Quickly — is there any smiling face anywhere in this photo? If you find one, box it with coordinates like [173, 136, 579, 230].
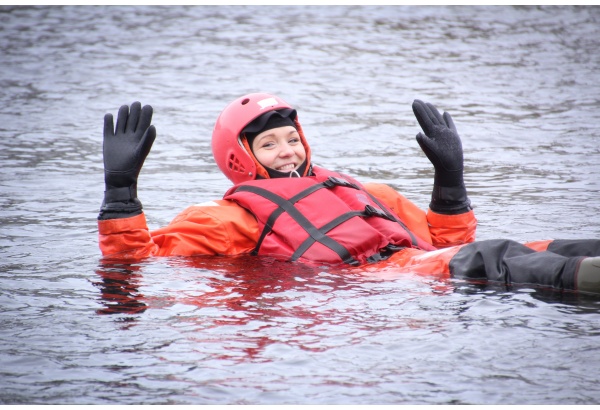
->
[251, 125, 307, 173]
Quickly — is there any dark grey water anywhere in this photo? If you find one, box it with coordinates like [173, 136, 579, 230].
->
[1, 5, 600, 405]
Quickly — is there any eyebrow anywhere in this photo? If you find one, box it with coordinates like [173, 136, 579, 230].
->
[255, 129, 298, 145]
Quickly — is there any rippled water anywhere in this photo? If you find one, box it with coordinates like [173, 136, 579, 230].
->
[1, 5, 600, 405]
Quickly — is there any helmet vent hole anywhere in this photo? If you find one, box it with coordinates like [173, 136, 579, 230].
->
[241, 98, 250, 105]
[227, 154, 245, 174]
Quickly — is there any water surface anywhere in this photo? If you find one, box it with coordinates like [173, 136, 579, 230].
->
[1, 5, 600, 405]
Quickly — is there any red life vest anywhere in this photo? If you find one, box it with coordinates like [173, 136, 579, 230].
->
[224, 167, 436, 265]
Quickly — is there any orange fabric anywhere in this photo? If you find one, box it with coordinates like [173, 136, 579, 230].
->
[524, 239, 552, 252]
[426, 209, 477, 248]
[98, 184, 476, 261]
[363, 182, 477, 249]
[98, 213, 157, 259]
[98, 200, 259, 258]
[356, 246, 465, 280]
[387, 245, 464, 275]
[363, 183, 433, 245]
[151, 200, 259, 256]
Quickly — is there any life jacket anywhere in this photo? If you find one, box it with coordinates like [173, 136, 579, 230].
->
[224, 166, 436, 265]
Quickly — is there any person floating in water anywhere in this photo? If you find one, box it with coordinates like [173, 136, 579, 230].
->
[97, 93, 600, 294]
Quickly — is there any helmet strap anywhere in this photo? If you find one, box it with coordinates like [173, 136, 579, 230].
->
[240, 135, 270, 180]
[293, 118, 312, 177]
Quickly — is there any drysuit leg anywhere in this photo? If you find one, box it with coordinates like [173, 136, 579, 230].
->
[546, 239, 600, 257]
[449, 239, 580, 291]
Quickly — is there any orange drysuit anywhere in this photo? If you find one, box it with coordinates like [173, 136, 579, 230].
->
[98, 181, 477, 276]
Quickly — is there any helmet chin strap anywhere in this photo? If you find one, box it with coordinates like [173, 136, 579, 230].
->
[264, 159, 310, 179]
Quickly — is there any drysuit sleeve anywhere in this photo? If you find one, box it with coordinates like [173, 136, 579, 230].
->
[426, 209, 477, 248]
[98, 200, 260, 259]
[363, 182, 476, 249]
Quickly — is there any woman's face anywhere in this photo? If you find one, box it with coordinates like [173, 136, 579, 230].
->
[251, 125, 306, 173]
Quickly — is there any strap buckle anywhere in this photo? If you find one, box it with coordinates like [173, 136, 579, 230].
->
[323, 176, 360, 190]
[364, 204, 394, 221]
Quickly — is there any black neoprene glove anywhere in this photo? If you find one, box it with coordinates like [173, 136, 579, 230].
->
[98, 102, 156, 220]
[412, 99, 471, 214]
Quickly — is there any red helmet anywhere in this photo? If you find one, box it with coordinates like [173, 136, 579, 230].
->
[212, 93, 312, 184]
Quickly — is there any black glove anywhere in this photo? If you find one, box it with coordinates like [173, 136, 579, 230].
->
[412, 99, 471, 214]
[98, 102, 156, 220]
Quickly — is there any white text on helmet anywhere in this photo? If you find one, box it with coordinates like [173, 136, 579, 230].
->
[257, 98, 279, 109]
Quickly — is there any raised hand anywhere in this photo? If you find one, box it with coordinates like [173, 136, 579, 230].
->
[412, 99, 470, 214]
[412, 99, 463, 188]
[99, 102, 156, 219]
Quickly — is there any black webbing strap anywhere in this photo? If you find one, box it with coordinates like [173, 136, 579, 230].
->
[290, 204, 404, 262]
[365, 192, 419, 248]
[232, 184, 359, 265]
[291, 209, 365, 262]
[235, 176, 363, 257]
[230, 176, 416, 264]
[249, 182, 333, 255]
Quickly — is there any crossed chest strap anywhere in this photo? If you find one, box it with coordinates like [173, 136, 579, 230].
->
[232, 176, 417, 265]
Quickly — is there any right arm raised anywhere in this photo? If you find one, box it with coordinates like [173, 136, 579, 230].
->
[98, 102, 156, 220]
[97, 104, 259, 259]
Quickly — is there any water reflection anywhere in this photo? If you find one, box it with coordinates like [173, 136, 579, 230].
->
[454, 279, 600, 312]
[95, 261, 148, 315]
[96, 254, 600, 324]
[94, 255, 460, 361]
